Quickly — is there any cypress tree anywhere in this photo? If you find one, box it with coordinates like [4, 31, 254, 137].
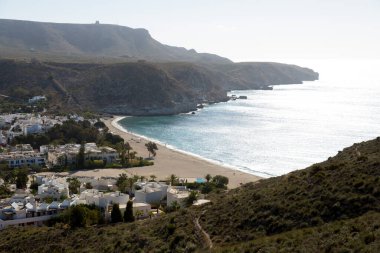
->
[111, 203, 123, 223]
[124, 200, 135, 222]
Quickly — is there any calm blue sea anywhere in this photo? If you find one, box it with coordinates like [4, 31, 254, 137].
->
[118, 59, 380, 177]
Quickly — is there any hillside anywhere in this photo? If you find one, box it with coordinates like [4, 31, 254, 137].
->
[0, 137, 378, 252]
[0, 19, 231, 64]
[0, 59, 318, 115]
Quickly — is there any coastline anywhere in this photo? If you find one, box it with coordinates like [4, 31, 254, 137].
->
[102, 116, 262, 188]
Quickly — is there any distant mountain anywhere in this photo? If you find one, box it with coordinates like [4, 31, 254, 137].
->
[0, 137, 379, 252]
[0, 19, 319, 115]
[0, 19, 231, 64]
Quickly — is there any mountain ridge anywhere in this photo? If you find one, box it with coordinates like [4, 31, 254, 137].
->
[0, 18, 232, 64]
[0, 19, 318, 115]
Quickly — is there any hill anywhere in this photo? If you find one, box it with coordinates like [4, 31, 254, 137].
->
[0, 19, 231, 64]
[0, 59, 318, 115]
[0, 137, 378, 252]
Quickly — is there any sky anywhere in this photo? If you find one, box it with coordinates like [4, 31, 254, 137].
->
[0, 0, 379, 61]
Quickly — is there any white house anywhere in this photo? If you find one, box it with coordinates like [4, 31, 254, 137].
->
[167, 186, 190, 207]
[134, 182, 168, 205]
[28, 96, 46, 104]
[37, 178, 69, 200]
[78, 189, 129, 209]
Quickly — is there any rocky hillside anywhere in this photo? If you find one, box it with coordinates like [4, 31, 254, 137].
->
[0, 59, 318, 115]
[0, 138, 378, 252]
[0, 19, 231, 64]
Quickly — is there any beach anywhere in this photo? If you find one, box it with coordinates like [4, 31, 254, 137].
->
[98, 116, 262, 188]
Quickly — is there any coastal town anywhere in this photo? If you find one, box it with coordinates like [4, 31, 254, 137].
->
[0, 98, 243, 230]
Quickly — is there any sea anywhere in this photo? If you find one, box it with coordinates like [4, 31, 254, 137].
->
[117, 59, 380, 178]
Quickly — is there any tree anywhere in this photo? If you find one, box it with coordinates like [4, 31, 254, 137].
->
[205, 174, 212, 183]
[168, 174, 178, 186]
[30, 181, 39, 194]
[94, 121, 106, 129]
[15, 169, 28, 189]
[116, 173, 128, 193]
[149, 175, 157, 182]
[139, 175, 146, 182]
[85, 182, 93, 189]
[68, 205, 101, 228]
[127, 176, 138, 195]
[124, 200, 135, 222]
[201, 183, 213, 194]
[185, 191, 198, 207]
[111, 203, 123, 223]
[124, 142, 132, 162]
[77, 142, 85, 169]
[212, 175, 229, 188]
[145, 141, 158, 158]
[70, 205, 88, 228]
[67, 178, 81, 195]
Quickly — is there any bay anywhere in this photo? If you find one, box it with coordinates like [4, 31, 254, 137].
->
[118, 59, 380, 177]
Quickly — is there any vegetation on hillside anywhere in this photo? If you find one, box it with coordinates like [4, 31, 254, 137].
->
[214, 211, 380, 253]
[199, 137, 380, 245]
[0, 138, 378, 252]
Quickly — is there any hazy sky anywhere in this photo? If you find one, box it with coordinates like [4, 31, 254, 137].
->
[0, 0, 379, 61]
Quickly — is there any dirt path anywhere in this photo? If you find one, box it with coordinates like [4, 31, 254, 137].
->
[194, 214, 213, 250]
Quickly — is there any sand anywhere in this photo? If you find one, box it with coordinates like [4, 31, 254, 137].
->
[96, 116, 262, 188]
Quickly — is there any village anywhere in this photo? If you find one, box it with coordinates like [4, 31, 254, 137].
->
[0, 99, 227, 230]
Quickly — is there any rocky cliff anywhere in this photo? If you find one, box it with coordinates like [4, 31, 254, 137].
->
[0, 59, 318, 115]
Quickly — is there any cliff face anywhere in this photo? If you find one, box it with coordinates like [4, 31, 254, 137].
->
[0, 59, 318, 115]
[0, 60, 227, 115]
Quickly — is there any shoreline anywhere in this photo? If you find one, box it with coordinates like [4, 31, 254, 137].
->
[111, 115, 251, 174]
[102, 116, 262, 188]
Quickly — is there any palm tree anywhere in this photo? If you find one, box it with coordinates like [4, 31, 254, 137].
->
[145, 141, 158, 158]
[139, 175, 146, 182]
[149, 175, 157, 182]
[116, 173, 128, 193]
[169, 174, 178, 186]
[127, 177, 135, 195]
[124, 142, 132, 160]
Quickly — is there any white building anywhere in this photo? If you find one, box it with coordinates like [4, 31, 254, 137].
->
[134, 182, 168, 205]
[42, 143, 119, 167]
[0, 151, 46, 168]
[77, 189, 129, 209]
[28, 96, 46, 104]
[37, 178, 69, 200]
[0, 131, 6, 145]
[167, 186, 190, 207]
[0, 196, 64, 230]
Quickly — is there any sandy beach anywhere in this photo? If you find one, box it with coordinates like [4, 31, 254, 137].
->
[95, 116, 262, 188]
